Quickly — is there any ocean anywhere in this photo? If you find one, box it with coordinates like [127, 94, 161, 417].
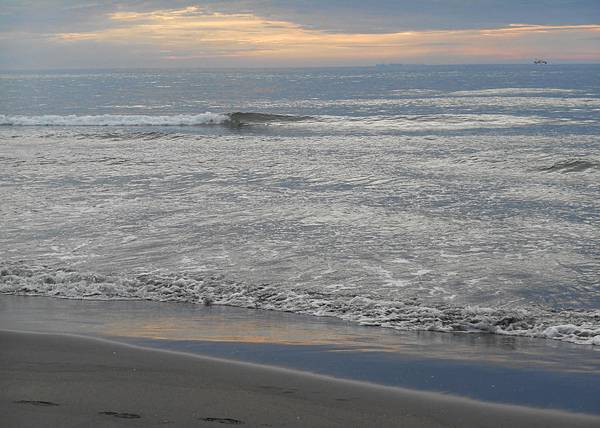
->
[1, 65, 599, 345]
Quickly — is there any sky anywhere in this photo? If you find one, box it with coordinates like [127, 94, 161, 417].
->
[0, 1, 599, 69]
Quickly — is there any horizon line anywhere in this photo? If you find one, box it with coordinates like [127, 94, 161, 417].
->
[1, 62, 599, 73]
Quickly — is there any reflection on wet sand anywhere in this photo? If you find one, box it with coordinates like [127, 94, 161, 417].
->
[1, 295, 598, 373]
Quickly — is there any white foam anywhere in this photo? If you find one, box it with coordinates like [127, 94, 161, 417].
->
[449, 88, 581, 96]
[1, 262, 598, 346]
[309, 114, 554, 132]
[0, 113, 229, 126]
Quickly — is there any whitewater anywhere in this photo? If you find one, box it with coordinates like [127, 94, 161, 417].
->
[1, 65, 599, 345]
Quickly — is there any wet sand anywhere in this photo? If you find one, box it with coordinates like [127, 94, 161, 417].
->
[1, 330, 598, 428]
[1, 295, 599, 415]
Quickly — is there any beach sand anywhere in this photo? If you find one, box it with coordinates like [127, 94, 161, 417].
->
[1, 330, 598, 428]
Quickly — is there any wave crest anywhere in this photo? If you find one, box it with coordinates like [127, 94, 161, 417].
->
[0, 112, 311, 128]
[227, 112, 311, 126]
[541, 159, 600, 173]
[0, 113, 229, 127]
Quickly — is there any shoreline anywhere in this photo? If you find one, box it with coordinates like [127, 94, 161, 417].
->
[1, 295, 599, 417]
[2, 329, 599, 428]
[2, 261, 599, 347]
[1, 289, 599, 349]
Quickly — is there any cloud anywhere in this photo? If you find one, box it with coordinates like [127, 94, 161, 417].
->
[0, 2, 599, 68]
[221, 1, 600, 32]
[48, 6, 600, 65]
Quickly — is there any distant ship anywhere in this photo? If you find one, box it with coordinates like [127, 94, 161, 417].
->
[533, 59, 548, 64]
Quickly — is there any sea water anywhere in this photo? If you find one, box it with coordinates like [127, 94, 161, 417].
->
[1, 65, 599, 345]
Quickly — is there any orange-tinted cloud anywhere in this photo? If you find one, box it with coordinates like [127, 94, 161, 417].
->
[54, 6, 600, 64]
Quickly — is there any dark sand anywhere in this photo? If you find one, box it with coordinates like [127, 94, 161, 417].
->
[1, 330, 598, 428]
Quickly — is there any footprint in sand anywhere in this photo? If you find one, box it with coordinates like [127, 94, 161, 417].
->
[198, 417, 244, 425]
[14, 400, 59, 407]
[99, 411, 141, 419]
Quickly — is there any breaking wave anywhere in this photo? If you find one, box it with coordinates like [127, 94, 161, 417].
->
[0, 112, 310, 128]
[1, 262, 599, 346]
[0, 112, 553, 132]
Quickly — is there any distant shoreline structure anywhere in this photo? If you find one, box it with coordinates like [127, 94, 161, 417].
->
[375, 63, 404, 68]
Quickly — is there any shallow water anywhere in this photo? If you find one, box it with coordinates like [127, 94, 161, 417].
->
[1, 65, 599, 344]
